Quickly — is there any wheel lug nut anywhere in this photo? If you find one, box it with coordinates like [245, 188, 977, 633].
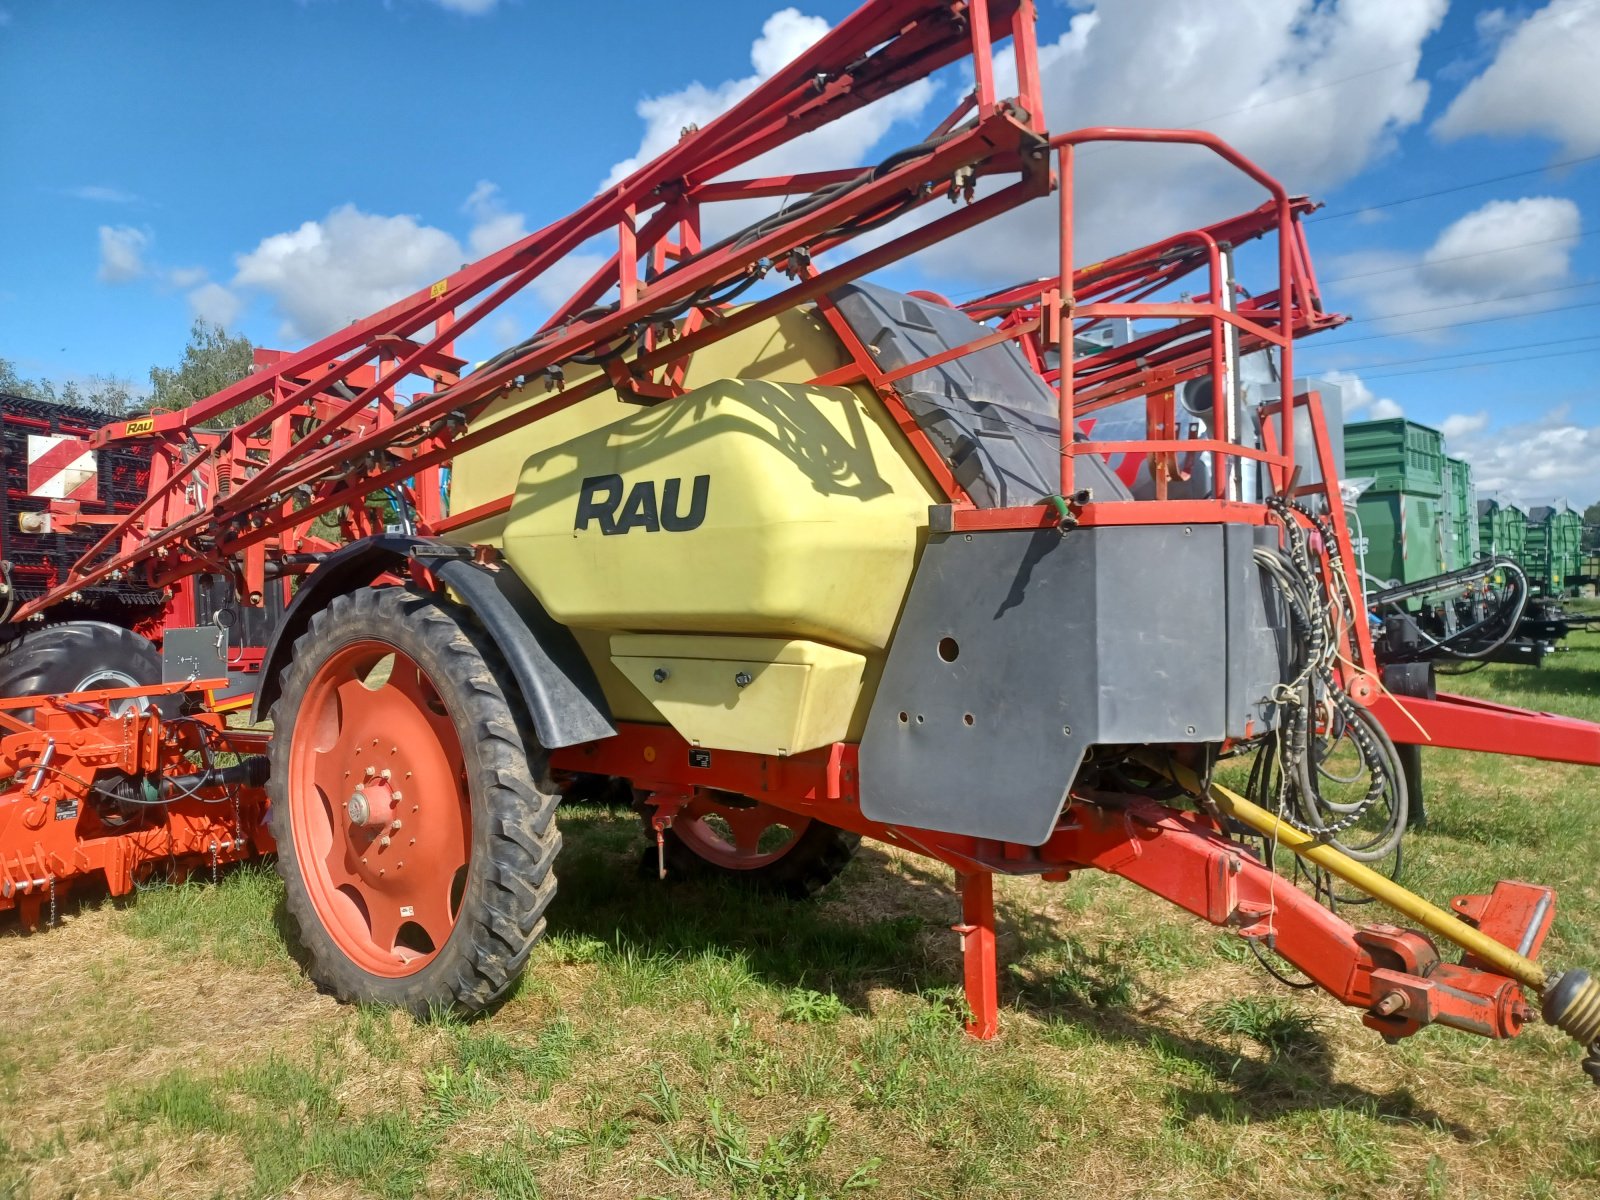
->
[381, 769, 391, 780]
[379, 836, 391, 849]
[390, 819, 403, 831]
[365, 766, 376, 778]
[392, 790, 404, 802]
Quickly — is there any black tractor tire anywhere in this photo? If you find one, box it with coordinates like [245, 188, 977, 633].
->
[642, 810, 861, 901]
[268, 586, 561, 1016]
[0, 621, 170, 719]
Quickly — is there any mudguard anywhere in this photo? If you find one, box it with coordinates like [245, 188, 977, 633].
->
[251, 536, 614, 750]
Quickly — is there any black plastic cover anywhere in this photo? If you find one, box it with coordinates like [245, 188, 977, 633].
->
[827, 283, 1131, 508]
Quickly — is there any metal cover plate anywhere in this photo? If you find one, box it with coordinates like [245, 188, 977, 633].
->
[858, 524, 1282, 845]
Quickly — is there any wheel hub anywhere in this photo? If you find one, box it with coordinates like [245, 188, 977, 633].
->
[287, 641, 470, 977]
[671, 789, 810, 870]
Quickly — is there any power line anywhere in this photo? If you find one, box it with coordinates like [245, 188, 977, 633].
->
[1359, 344, 1600, 383]
[1310, 151, 1600, 223]
[1321, 228, 1596, 285]
[1315, 278, 1600, 326]
[1310, 298, 1600, 347]
[1324, 331, 1600, 375]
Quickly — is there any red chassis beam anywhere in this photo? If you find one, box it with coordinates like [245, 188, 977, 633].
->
[1371, 690, 1600, 766]
[553, 723, 1550, 1043]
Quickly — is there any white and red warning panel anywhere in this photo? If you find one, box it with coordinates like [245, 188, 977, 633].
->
[26, 434, 99, 501]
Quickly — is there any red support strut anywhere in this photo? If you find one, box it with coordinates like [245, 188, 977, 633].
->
[956, 871, 999, 1039]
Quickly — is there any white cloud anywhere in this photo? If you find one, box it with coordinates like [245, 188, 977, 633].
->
[913, 0, 1447, 283]
[231, 204, 465, 340]
[1445, 407, 1600, 508]
[1434, 0, 1600, 155]
[97, 225, 149, 283]
[1440, 411, 1489, 440]
[462, 180, 529, 258]
[1474, 7, 1517, 41]
[188, 281, 242, 329]
[66, 184, 139, 204]
[168, 265, 208, 289]
[429, 0, 499, 13]
[1332, 196, 1580, 334]
[599, 6, 935, 226]
[602, 9, 832, 192]
[1319, 367, 1401, 420]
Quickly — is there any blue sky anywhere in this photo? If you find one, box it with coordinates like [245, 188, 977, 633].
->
[3, 0, 1598, 505]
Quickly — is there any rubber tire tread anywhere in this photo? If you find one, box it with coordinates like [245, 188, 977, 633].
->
[650, 815, 860, 901]
[267, 586, 560, 1017]
[0, 621, 168, 718]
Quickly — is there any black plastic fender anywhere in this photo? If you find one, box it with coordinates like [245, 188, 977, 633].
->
[432, 557, 615, 748]
[251, 536, 615, 750]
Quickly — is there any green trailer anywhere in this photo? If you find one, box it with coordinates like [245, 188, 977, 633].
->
[1478, 498, 1527, 563]
[1345, 419, 1451, 592]
[1442, 455, 1476, 571]
[1345, 418, 1445, 497]
[1525, 503, 1583, 594]
[1353, 491, 1446, 590]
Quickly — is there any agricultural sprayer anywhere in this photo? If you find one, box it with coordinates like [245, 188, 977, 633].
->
[7, 0, 1600, 1084]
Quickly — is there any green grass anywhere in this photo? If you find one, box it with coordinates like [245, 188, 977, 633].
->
[5, 636, 1600, 1197]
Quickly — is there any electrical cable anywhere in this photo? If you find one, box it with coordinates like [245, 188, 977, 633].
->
[1321, 228, 1598, 287]
[1305, 331, 1600, 376]
[1359, 343, 1600, 382]
[1248, 497, 1408, 868]
[1310, 150, 1600, 224]
[1298, 294, 1600, 350]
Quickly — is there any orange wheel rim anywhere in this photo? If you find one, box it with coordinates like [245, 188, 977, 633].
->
[287, 640, 469, 977]
[673, 790, 809, 870]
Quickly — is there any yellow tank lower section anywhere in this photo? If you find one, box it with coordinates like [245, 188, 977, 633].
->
[610, 635, 866, 756]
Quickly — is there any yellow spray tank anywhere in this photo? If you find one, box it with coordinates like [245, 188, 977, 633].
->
[447, 304, 940, 756]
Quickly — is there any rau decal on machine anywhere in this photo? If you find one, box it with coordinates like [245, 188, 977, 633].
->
[574, 474, 710, 535]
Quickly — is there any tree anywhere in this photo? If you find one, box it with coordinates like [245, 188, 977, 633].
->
[0, 357, 45, 400]
[1583, 502, 1600, 553]
[148, 319, 258, 420]
[0, 355, 138, 415]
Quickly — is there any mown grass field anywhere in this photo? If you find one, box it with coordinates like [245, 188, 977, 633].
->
[5, 627, 1600, 1198]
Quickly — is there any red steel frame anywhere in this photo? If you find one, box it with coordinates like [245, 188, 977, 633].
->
[2, 0, 1593, 1049]
[0, 680, 271, 926]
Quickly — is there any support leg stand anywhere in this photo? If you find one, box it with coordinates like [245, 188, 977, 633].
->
[956, 871, 998, 1039]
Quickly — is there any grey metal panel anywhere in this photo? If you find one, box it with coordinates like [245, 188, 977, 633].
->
[828, 282, 1130, 508]
[859, 524, 1285, 844]
[162, 627, 228, 685]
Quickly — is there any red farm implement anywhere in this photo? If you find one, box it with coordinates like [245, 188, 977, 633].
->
[5, 0, 1600, 1083]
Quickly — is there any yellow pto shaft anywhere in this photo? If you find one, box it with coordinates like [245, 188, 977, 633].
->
[1154, 755, 1600, 1076]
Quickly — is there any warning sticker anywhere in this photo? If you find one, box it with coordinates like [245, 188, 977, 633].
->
[26, 435, 98, 500]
